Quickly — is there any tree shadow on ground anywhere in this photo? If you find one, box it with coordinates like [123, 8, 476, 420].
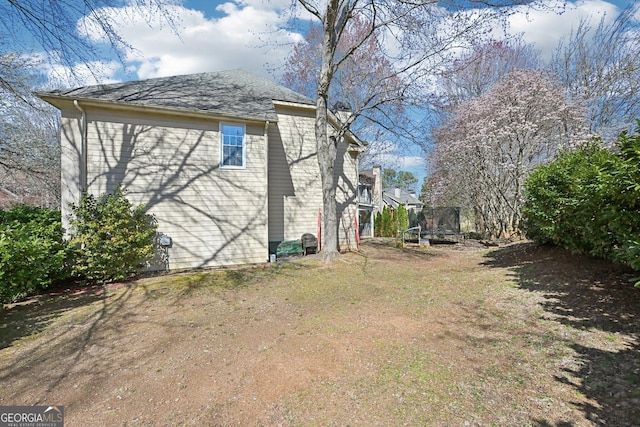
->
[360, 238, 443, 260]
[0, 285, 113, 350]
[483, 242, 640, 426]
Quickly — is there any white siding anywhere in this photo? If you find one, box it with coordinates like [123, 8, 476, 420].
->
[58, 101, 359, 270]
[269, 105, 358, 251]
[268, 106, 322, 244]
[61, 106, 268, 270]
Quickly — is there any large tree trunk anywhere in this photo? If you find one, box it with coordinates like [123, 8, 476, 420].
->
[315, 1, 340, 259]
[316, 94, 339, 258]
[316, 65, 339, 257]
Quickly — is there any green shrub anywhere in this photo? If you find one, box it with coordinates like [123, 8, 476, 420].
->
[523, 124, 640, 281]
[0, 205, 68, 304]
[0, 204, 57, 224]
[523, 142, 613, 252]
[381, 206, 393, 237]
[396, 205, 409, 235]
[605, 128, 640, 270]
[408, 209, 418, 228]
[374, 211, 383, 237]
[69, 186, 157, 283]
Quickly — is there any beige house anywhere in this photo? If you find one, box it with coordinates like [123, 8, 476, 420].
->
[38, 69, 364, 270]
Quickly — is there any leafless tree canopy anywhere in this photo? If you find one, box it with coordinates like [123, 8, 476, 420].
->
[0, 92, 60, 208]
[428, 70, 585, 238]
[432, 37, 542, 119]
[551, 3, 640, 142]
[0, 49, 59, 207]
[290, 0, 551, 255]
[1, 0, 179, 85]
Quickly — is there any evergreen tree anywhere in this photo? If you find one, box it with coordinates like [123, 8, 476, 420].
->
[381, 206, 393, 237]
[396, 205, 409, 235]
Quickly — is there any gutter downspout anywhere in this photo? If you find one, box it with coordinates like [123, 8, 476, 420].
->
[264, 120, 270, 261]
[73, 100, 88, 192]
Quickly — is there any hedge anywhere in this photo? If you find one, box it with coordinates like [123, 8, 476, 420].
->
[0, 206, 69, 303]
[1, 187, 159, 304]
[523, 124, 640, 280]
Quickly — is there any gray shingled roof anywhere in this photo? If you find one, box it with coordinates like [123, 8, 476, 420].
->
[40, 69, 314, 122]
[383, 187, 423, 209]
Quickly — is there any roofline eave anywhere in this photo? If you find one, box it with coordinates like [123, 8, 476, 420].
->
[272, 99, 368, 149]
[272, 99, 316, 110]
[35, 92, 276, 124]
[35, 92, 369, 149]
[327, 110, 368, 149]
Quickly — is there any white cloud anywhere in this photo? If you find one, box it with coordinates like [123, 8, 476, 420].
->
[50, 0, 626, 90]
[424, 0, 623, 66]
[364, 140, 427, 183]
[73, 1, 303, 83]
[41, 57, 122, 88]
[400, 155, 427, 169]
[503, 0, 621, 58]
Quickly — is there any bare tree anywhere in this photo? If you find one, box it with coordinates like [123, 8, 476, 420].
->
[281, 13, 407, 170]
[281, 14, 406, 159]
[0, 95, 61, 207]
[292, 0, 545, 258]
[551, 3, 640, 142]
[1, 0, 178, 87]
[432, 37, 542, 119]
[0, 50, 59, 207]
[0, 51, 43, 107]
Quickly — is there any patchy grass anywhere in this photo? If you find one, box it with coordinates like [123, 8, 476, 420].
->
[0, 240, 638, 426]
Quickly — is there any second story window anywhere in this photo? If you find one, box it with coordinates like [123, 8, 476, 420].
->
[220, 123, 245, 168]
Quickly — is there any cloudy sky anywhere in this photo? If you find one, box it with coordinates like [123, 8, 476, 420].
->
[49, 0, 633, 85]
[32, 0, 640, 180]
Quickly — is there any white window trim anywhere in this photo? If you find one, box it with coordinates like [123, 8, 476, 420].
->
[220, 122, 246, 169]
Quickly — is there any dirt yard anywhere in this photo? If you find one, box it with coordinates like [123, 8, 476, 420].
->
[1, 240, 639, 426]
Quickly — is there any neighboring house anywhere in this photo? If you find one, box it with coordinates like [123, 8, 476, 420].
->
[382, 187, 423, 213]
[37, 69, 364, 270]
[357, 165, 382, 238]
[357, 165, 424, 237]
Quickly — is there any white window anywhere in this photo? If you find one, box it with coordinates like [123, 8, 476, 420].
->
[220, 123, 245, 168]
